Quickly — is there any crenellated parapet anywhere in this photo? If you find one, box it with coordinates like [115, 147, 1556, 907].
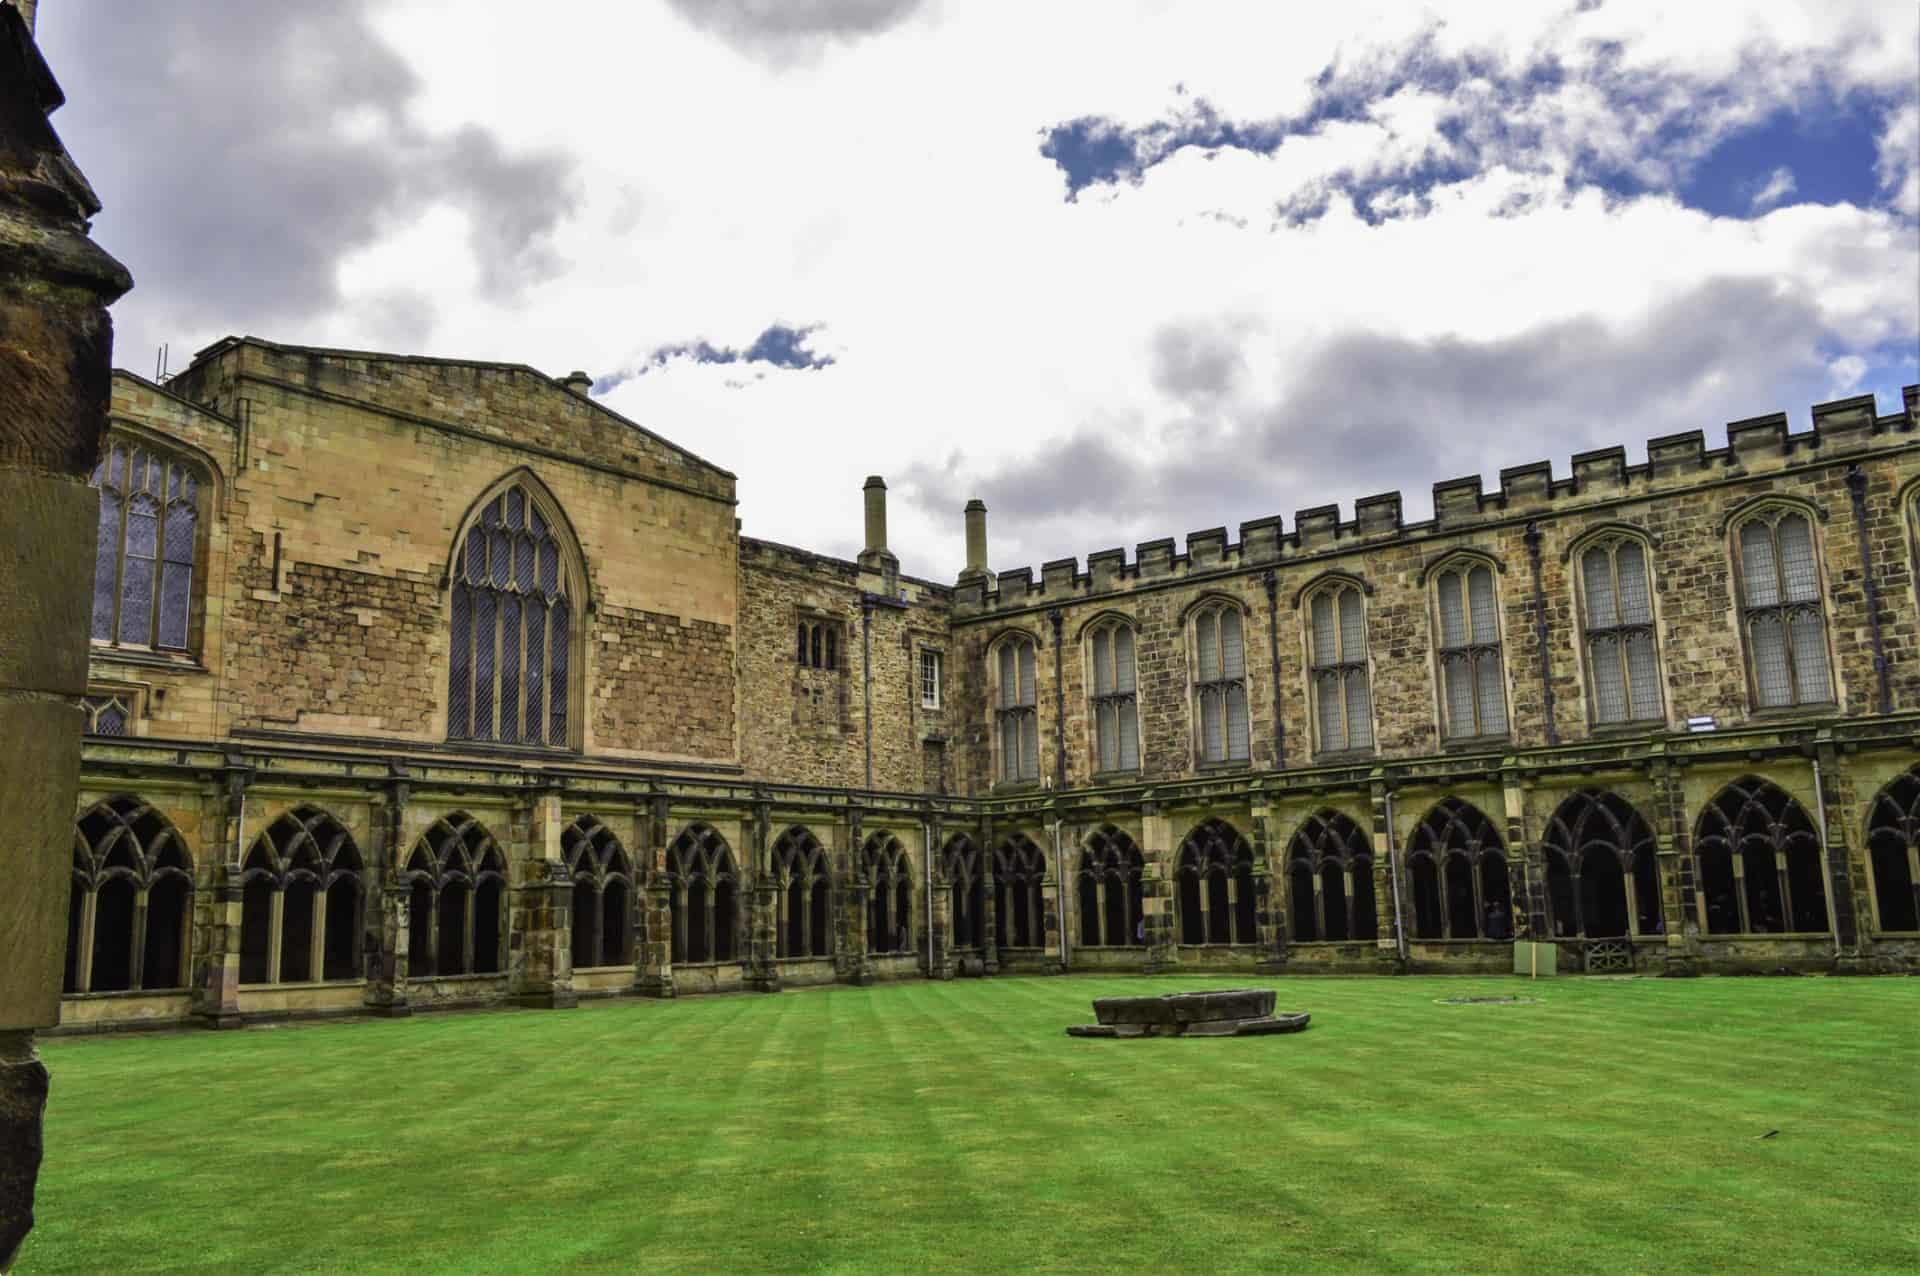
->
[951, 387, 1918, 617]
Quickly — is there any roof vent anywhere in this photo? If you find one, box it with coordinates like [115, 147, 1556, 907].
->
[560, 370, 593, 396]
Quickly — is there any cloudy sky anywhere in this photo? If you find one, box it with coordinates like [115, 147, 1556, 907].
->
[37, 0, 1920, 579]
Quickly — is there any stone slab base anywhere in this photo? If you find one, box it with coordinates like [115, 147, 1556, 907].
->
[1067, 989, 1310, 1038]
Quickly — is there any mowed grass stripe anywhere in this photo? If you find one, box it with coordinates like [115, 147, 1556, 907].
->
[23, 976, 1920, 1275]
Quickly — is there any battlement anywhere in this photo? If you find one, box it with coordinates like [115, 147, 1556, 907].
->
[952, 386, 1918, 617]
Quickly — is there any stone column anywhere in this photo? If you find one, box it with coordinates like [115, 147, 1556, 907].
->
[0, 3, 134, 1263]
[1649, 757, 1703, 976]
[927, 818, 954, 979]
[1500, 775, 1549, 941]
[636, 797, 676, 997]
[1251, 805, 1285, 972]
[1140, 806, 1178, 973]
[196, 767, 248, 1027]
[1815, 744, 1865, 968]
[980, 819, 1001, 974]
[506, 790, 577, 1009]
[744, 800, 780, 992]
[365, 776, 412, 1016]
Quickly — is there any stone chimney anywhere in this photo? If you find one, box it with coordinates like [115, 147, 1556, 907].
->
[959, 498, 988, 582]
[560, 370, 592, 397]
[857, 475, 898, 592]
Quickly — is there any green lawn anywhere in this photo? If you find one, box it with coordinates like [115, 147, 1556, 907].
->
[22, 975, 1920, 1274]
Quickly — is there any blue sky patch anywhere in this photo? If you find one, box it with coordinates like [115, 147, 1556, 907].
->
[1676, 97, 1886, 216]
[613, 322, 837, 387]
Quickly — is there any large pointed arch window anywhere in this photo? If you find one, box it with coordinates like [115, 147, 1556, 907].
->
[667, 824, 738, 964]
[564, 815, 635, 970]
[1733, 508, 1832, 708]
[1432, 559, 1507, 739]
[1175, 818, 1256, 945]
[993, 634, 1039, 783]
[238, 806, 364, 985]
[772, 827, 832, 959]
[1191, 601, 1250, 763]
[1576, 536, 1663, 724]
[1306, 581, 1373, 754]
[1076, 826, 1144, 947]
[89, 441, 203, 652]
[1283, 811, 1376, 943]
[1405, 799, 1510, 939]
[1693, 777, 1827, 935]
[942, 835, 986, 951]
[65, 795, 194, 994]
[1865, 768, 1920, 933]
[1541, 790, 1660, 940]
[403, 812, 506, 977]
[993, 834, 1047, 948]
[1087, 619, 1140, 773]
[448, 478, 579, 747]
[863, 833, 913, 955]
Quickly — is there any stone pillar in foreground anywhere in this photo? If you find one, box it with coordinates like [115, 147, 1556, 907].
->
[1140, 806, 1178, 973]
[508, 790, 577, 1009]
[0, 3, 134, 1264]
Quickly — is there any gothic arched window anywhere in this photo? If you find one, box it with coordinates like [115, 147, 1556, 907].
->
[1431, 559, 1507, 739]
[772, 827, 832, 959]
[1191, 601, 1250, 764]
[1306, 581, 1373, 754]
[564, 815, 634, 970]
[1541, 791, 1659, 940]
[1076, 826, 1144, 947]
[1175, 818, 1256, 945]
[863, 833, 913, 955]
[1864, 768, 1920, 933]
[942, 835, 985, 951]
[403, 812, 506, 977]
[65, 795, 194, 994]
[448, 478, 581, 748]
[89, 441, 203, 652]
[993, 634, 1039, 783]
[1087, 619, 1140, 773]
[238, 806, 364, 985]
[1733, 508, 1832, 709]
[993, 834, 1047, 948]
[1693, 777, 1827, 935]
[1283, 811, 1375, 943]
[1406, 798, 1509, 940]
[667, 824, 737, 963]
[1576, 536, 1664, 725]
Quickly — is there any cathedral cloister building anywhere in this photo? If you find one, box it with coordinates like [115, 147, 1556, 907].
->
[58, 336, 1920, 1030]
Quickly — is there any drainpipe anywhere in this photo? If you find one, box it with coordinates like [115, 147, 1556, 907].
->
[1049, 608, 1066, 790]
[1844, 466, 1892, 715]
[1263, 569, 1285, 768]
[1523, 523, 1559, 746]
[861, 594, 874, 789]
[1052, 815, 1069, 971]
[1384, 787, 1408, 964]
[1811, 754, 1843, 960]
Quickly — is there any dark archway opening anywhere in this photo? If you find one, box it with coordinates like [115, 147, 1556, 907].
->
[437, 880, 470, 975]
[603, 879, 630, 966]
[1411, 857, 1442, 939]
[408, 882, 433, 975]
[281, 880, 316, 982]
[1320, 862, 1349, 941]
[323, 880, 359, 980]
[1872, 845, 1919, 930]
[1289, 865, 1314, 941]
[572, 879, 598, 968]
[714, 879, 737, 961]
[473, 878, 503, 973]
[91, 878, 134, 992]
[1581, 853, 1629, 938]
[142, 876, 189, 989]
[239, 878, 273, 984]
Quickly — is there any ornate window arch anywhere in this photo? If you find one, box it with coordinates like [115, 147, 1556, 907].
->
[88, 439, 208, 653]
[991, 631, 1039, 783]
[1304, 579, 1373, 754]
[1541, 791, 1660, 940]
[666, 824, 738, 963]
[1730, 504, 1832, 709]
[1085, 616, 1140, 773]
[1693, 777, 1827, 935]
[1405, 799, 1510, 939]
[941, 834, 986, 951]
[564, 815, 635, 970]
[447, 473, 586, 748]
[1571, 531, 1664, 725]
[1174, 818, 1256, 945]
[1864, 768, 1920, 933]
[993, 833, 1047, 948]
[1428, 555, 1508, 740]
[403, 812, 507, 977]
[1283, 810, 1375, 943]
[238, 806, 364, 985]
[863, 832, 913, 955]
[65, 795, 194, 994]
[1189, 599, 1250, 764]
[1076, 826, 1144, 947]
[771, 826, 833, 959]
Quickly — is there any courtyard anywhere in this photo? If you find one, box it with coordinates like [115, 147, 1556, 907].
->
[23, 975, 1920, 1274]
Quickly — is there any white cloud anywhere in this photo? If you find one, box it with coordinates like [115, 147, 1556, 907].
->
[1748, 166, 1796, 212]
[62, 0, 1920, 579]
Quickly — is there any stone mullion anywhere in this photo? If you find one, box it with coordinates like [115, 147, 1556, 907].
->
[307, 887, 326, 983]
[1435, 866, 1453, 940]
[1500, 776, 1546, 943]
[1569, 867, 1586, 938]
[1623, 867, 1641, 939]
[128, 889, 149, 990]
[266, 889, 284, 985]
[75, 891, 97, 994]
[744, 804, 778, 992]
[1093, 875, 1108, 948]
[1468, 857, 1486, 939]
[1039, 874, 1060, 964]
[980, 820, 1000, 974]
[1774, 851, 1796, 934]
[463, 887, 477, 976]
[1343, 865, 1358, 940]
[1733, 855, 1752, 934]
[1313, 871, 1327, 942]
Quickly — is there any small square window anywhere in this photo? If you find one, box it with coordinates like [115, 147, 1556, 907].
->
[920, 650, 943, 709]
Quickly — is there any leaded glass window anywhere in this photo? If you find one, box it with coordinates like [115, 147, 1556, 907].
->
[89, 442, 200, 652]
[1088, 620, 1139, 773]
[1433, 561, 1507, 739]
[448, 482, 575, 747]
[1192, 602, 1249, 763]
[1735, 510, 1832, 708]
[1307, 583, 1373, 753]
[1579, 537, 1663, 724]
[996, 635, 1039, 783]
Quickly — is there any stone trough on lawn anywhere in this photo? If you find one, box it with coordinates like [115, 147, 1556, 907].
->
[1065, 988, 1309, 1038]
